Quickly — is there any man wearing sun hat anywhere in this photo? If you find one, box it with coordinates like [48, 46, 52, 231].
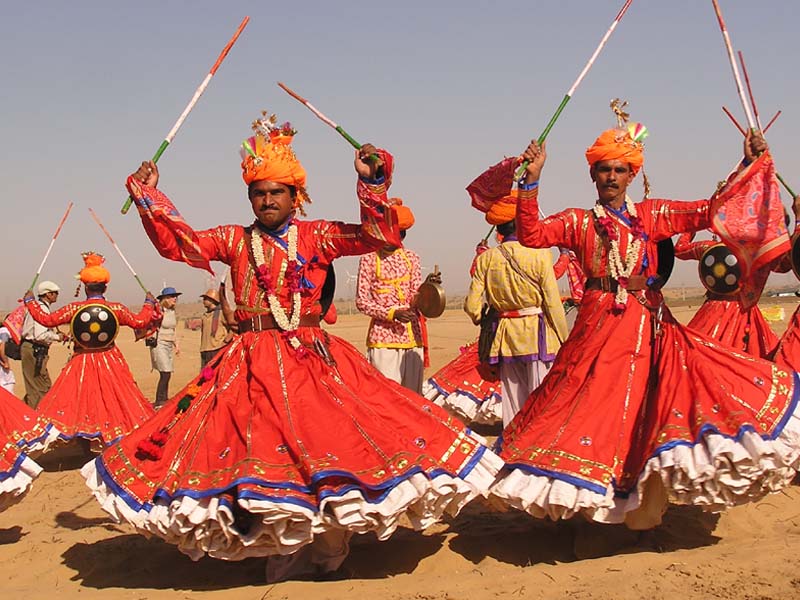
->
[20, 280, 63, 408]
[199, 287, 231, 367]
[464, 192, 567, 427]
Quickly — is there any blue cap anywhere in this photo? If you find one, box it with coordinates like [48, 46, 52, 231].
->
[157, 287, 182, 299]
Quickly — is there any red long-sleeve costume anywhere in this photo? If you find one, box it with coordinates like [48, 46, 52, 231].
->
[491, 181, 799, 526]
[82, 170, 502, 562]
[25, 297, 155, 447]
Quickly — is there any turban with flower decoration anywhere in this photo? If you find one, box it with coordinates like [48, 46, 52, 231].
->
[78, 252, 110, 284]
[585, 128, 644, 176]
[241, 112, 311, 212]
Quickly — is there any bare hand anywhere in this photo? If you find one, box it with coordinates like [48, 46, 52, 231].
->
[355, 143, 384, 180]
[0, 358, 9, 371]
[393, 308, 415, 323]
[131, 160, 159, 187]
[23, 289, 34, 301]
[744, 130, 768, 164]
[145, 292, 156, 303]
[520, 140, 546, 183]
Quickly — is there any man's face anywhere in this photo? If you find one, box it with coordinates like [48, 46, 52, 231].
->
[590, 159, 634, 204]
[248, 180, 295, 230]
[202, 297, 217, 311]
[162, 296, 177, 309]
[43, 291, 59, 304]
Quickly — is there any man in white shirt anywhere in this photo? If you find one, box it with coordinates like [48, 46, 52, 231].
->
[21, 280, 62, 408]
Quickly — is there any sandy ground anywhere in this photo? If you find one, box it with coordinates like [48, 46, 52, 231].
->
[1, 299, 800, 599]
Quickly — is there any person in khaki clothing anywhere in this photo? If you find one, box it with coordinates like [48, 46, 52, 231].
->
[20, 280, 64, 408]
[464, 195, 568, 427]
[199, 288, 232, 367]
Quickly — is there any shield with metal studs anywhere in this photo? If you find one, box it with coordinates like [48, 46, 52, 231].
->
[70, 303, 119, 349]
[699, 243, 741, 295]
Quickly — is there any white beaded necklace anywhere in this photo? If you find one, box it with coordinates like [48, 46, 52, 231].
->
[592, 195, 643, 309]
[250, 224, 303, 349]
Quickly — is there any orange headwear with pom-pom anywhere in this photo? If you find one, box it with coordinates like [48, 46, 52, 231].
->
[78, 252, 110, 284]
[485, 191, 518, 225]
[585, 128, 645, 177]
[241, 111, 311, 214]
[389, 198, 415, 230]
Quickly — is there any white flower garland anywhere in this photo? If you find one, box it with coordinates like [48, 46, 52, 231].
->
[592, 196, 643, 309]
[251, 224, 303, 349]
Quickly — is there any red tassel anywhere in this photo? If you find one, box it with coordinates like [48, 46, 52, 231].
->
[135, 439, 164, 461]
[150, 431, 169, 446]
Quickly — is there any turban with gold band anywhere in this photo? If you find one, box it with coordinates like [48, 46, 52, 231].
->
[485, 191, 518, 225]
[78, 252, 110, 284]
[585, 128, 644, 176]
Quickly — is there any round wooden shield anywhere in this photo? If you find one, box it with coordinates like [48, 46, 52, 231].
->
[792, 233, 800, 281]
[71, 303, 119, 349]
[699, 244, 741, 295]
[416, 281, 446, 318]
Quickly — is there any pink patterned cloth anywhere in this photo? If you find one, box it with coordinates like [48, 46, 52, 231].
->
[712, 152, 791, 308]
[356, 249, 424, 348]
[2, 304, 26, 344]
[466, 157, 518, 213]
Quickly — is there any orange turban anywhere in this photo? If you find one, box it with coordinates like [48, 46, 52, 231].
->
[78, 252, 110, 284]
[241, 112, 310, 212]
[390, 198, 415, 230]
[485, 192, 517, 225]
[585, 128, 644, 176]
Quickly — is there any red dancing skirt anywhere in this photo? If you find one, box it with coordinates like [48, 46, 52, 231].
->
[774, 304, 800, 371]
[687, 297, 778, 358]
[0, 387, 60, 511]
[83, 327, 502, 560]
[492, 289, 800, 526]
[35, 345, 154, 448]
[424, 341, 502, 425]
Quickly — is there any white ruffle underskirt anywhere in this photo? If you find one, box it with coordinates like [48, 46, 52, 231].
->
[0, 455, 42, 512]
[82, 443, 504, 561]
[20, 423, 63, 454]
[424, 384, 502, 426]
[491, 404, 800, 524]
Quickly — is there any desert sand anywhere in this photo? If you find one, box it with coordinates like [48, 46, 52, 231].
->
[1, 299, 800, 599]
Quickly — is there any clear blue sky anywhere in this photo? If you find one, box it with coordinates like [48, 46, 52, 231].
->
[1, 0, 798, 307]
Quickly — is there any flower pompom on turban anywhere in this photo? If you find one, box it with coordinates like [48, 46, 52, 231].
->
[585, 127, 645, 176]
[240, 111, 311, 213]
[485, 191, 518, 225]
[78, 252, 110, 284]
[389, 198, 415, 231]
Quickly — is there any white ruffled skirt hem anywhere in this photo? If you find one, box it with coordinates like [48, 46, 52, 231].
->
[491, 404, 800, 525]
[424, 385, 502, 426]
[0, 455, 42, 512]
[82, 443, 504, 561]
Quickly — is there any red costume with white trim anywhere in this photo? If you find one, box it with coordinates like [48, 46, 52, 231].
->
[25, 297, 156, 447]
[82, 123, 501, 566]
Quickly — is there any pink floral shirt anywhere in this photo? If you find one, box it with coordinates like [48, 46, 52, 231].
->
[356, 248, 424, 348]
